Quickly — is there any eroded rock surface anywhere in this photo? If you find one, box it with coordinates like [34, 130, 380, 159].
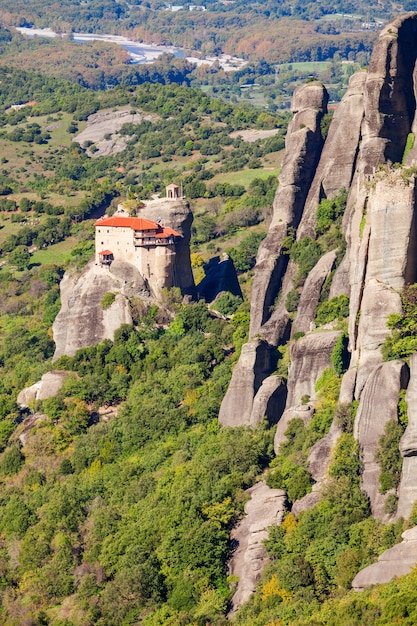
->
[352, 526, 417, 590]
[219, 12, 417, 603]
[17, 371, 71, 407]
[292, 250, 337, 336]
[285, 331, 341, 409]
[354, 360, 409, 519]
[53, 263, 133, 360]
[228, 482, 286, 615]
[250, 375, 286, 427]
[219, 340, 277, 427]
[398, 353, 417, 519]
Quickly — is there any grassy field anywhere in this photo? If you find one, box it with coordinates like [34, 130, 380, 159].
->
[208, 165, 280, 187]
[30, 235, 81, 266]
[276, 61, 331, 72]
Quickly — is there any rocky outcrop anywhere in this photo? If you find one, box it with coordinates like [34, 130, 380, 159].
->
[358, 14, 417, 173]
[197, 255, 242, 304]
[222, 13, 417, 602]
[17, 371, 71, 407]
[138, 197, 196, 298]
[228, 482, 286, 615]
[250, 375, 286, 427]
[219, 340, 277, 427]
[297, 71, 366, 240]
[274, 404, 315, 451]
[397, 353, 417, 519]
[348, 172, 417, 396]
[53, 262, 133, 360]
[249, 83, 327, 338]
[292, 250, 337, 336]
[285, 331, 341, 409]
[354, 360, 409, 519]
[352, 526, 417, 590]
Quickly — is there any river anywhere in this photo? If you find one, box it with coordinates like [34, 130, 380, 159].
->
[15, 27, 246, 70]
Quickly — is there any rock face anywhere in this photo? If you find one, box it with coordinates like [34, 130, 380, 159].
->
[17, 371, 71, 407]
[197, 255, 242, 304]
[136, 197, 196, 298]
[285, 331, 341, 409]
[220, 13, 417, 606]
[354, 360, 409, 519]
[250, 375, 286, 427]
[53, 196, 196, 360]
[219, 340, 277, 427]
[228, 482, 286, 615]
[53, 262, 134, 360]
[398, 353, 417, 519]
[291, 250, 337, 336]
[352, 526, 417, 590]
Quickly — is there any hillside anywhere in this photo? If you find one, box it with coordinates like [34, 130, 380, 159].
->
[0, 0, 396, 65]
[3, 8, 417, 626]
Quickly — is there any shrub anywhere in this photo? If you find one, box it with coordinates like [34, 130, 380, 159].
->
[375, 420, 403, 493]
[384, 493, 398, 515]
[383, 284, 417, 360]
[100, 292, 116, 310]
[289, 237, 323, 287]
[285, 288, 300, 313]
[402, 132, 414, 164]
[213, 293, 242, 317]
[0, 445, 24, 475]
[331, 333, 350, 376]
[316, 295, 349, 326]
[316, 190, 347, 235]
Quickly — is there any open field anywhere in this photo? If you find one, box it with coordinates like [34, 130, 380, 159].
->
[30, 235, 83, 266]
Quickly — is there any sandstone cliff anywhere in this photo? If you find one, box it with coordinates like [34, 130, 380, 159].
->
[220, 12, 417, 605]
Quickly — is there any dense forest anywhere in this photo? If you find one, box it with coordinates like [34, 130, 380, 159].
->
[0, 6, 417, 625]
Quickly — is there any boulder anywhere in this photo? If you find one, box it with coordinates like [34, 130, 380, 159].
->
[307, 421, 342, 484]
[352, 526, 417, 590]
[17, 371, 71, 408]
[274, 404, 315, 452]
[291, 489, 321, 517]
[250, 375, 287, 427]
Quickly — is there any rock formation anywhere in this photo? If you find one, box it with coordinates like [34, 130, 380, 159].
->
[53, 194, 196, 360]
[228, 482, 286, 615]
[52, 262, 134, 360]
[197, 254, 242, 304]
[352, 526, 417, 590]
[17, 371, 71, 407]
[220, 12, 417, 606]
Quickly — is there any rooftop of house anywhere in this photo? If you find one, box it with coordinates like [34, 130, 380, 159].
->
[95, 215, 181, 238]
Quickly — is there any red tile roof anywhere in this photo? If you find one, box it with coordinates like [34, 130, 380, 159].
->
[96, 216, 159, 230]
[157, 227, 180, 238]
[95, 215, 181, 238]
[99, 250, 113, 255]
